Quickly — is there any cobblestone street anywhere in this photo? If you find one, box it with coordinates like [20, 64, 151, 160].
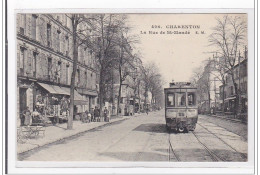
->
[18, 110, 247, 162]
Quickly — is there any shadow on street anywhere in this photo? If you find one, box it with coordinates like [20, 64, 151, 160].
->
[133, 123, 167, 133]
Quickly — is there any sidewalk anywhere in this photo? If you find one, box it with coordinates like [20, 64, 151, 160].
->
[17, 116, 129, 154]
[209, 114, 247, 124]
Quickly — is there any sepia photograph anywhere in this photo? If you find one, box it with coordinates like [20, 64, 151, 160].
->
[15, 13, 248, 163]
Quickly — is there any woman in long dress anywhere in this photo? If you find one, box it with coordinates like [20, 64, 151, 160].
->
[23, 107, 31, 126]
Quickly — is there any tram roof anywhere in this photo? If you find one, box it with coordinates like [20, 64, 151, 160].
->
[164, 82, 197, 90]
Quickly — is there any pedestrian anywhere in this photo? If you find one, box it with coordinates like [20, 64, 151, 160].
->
[94, 106, 100, 122]
[20, 112, 25, 126]
[23, 106, 31, 126]
[81, 110, 88, 123]
[32, 108, 40, 124]
[87, 111, 91, 123]
[146, 107, 149, 115]
[90, 108, 94, 122]
[104, 107, 109, 122]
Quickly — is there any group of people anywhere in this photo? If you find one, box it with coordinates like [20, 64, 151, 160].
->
[20, 106, 45, 126]
[81, 106, 110, 123]
[20, 105, 111, 127]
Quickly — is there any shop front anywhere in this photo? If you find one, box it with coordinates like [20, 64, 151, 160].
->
[17, 79, 35, 126]
[76, 88, 98, 113]
[224, 96, 236, 114]
[36, 82, 88, 124]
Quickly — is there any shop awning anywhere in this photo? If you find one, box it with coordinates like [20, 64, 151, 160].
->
[62, 88, 88, 105]
[77, 88, 98, 96]
[52, 86, 70, 95]
[37, 83, 70, 95]
[38, 83, 88, 105]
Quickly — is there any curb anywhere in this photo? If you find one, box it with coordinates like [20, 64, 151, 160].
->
[17, 117, 129, 156]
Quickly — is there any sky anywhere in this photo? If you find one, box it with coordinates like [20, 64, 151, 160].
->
[127, 14, 247, 87]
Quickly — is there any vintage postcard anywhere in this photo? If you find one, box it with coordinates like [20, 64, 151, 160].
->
[14, 12, 252, 168]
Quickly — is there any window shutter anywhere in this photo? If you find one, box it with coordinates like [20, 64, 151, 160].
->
[27, 15, 32, 38]
[52, 26, 56, 50]
[17, 47, 20, 70]
[40, 18, 47, 46]
[60, 33, 64, 54]
[16, 14, 20, 34]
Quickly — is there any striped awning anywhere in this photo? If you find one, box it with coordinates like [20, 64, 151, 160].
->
[38, 83, 88, 105]
[37, 83, 70, 95]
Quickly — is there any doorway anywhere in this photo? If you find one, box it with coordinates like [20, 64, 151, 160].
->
[19, 88, 27, 113]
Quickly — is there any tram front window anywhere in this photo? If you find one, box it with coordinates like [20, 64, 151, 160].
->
[188, 92, 196, 106]
[176, 92, 186, 107]
[167, 93, 175, 107]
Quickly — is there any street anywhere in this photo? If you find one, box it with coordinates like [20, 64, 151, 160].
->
[18, 110, 247, 162]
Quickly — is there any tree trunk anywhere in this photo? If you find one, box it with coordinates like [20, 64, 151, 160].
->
[99, 65, 105, 116]
[68, 17, 78, 130]
[117, 39, 123, 116]
[144, 85, 148, 107]
[208, 90, 211, 114]
[231, 72, 239, 116]
[222, 83, 225, 114]
[117, 66, 122, 116]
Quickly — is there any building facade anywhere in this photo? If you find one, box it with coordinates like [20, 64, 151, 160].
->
[197, 59, 222, 114]
[219, 57, 248, 115]
[17, 14, 98, 125]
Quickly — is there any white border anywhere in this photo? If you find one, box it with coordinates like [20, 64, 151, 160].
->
[7, 3, 255, 175]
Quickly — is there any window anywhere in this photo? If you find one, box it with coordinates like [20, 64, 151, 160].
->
[84, 71, 87, 86]
[48, 58, 52, 80]
[65, 35, 69, 56]
[176, 92, 186, 107]
[32, 52, 37, 77]
[187, 92, 196, 106]
[57, 30, 61, 52]
[19, 48, 25, 75]
[77, 68, 80, 86]
[47, 24, 52, 47]
[31, 14, 37, 40]
[57, 61, 61, 83]
[84, 47, 87, 65]
[66, 63, 69, 85]
[167, 93, 175, 107]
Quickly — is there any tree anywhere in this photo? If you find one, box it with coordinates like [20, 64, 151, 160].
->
[114, 24, 139, 115]
[142, 62, 164, 109]
[65, 14, 95, 129]
[191, 60, 213, 114]
[211, 53, 228, 113]
[190, 65, 204, 104]
[209, 15, 247, 115]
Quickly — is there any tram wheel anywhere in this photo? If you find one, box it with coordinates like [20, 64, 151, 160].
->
[178, 127, 185, 133]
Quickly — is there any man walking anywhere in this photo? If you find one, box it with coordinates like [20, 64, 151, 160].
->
[104, 107, 109, 122]
[94, 106, 100, 122]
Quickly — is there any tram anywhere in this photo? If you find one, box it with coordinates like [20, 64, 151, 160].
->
[164, 81, 198, 132]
